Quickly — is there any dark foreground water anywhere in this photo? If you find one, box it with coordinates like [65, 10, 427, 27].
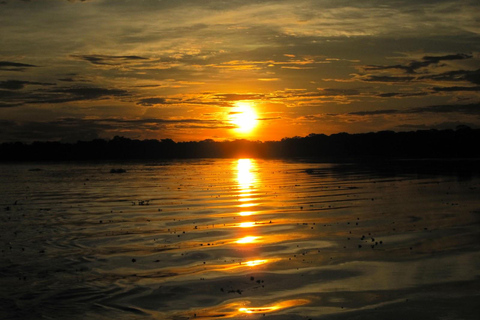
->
[1, 159, 479, 319]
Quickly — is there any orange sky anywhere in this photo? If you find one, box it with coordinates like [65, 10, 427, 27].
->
[1, 0, 479, 142]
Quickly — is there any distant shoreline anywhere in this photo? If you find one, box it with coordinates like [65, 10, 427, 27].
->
[1, 128, 479, 162]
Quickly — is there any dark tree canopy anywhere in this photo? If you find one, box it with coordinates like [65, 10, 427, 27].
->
[1, 128, 479, 162]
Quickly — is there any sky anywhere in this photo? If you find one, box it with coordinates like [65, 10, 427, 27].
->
[1, 0, 480, 142]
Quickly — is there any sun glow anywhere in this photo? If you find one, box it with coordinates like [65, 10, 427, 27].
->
[230, 101, 258, 133]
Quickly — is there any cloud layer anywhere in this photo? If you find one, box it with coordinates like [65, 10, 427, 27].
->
[1, 0, 479, 141]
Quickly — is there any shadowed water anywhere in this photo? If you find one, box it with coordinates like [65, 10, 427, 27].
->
[1, 159, 479, 319]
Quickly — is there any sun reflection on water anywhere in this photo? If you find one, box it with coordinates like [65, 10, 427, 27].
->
[238, 222, 256, 228]
[236, 158, 259, 216]
[235, 236, 260, 244]
[237, 159, 255, 188]
[211, 259, 274, 271]
[191, 298, 310, 319]
[243, 259, 268, 267]
[238, 211, 254, 216]
[238, 299, 310, 314]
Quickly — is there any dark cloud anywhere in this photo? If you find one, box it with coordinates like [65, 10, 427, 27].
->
[407, 53, 472, 73]
[52, 87, 127, 100]
[349, 109, 399, 116]
[319, 88, 361, 96]
[0, 119, 100, 143]
[422, 53, 473, 64]
[364, 53, 472, 74]
[71, 54, 149, 66]
[0, 61, 37, 72]
[395, 121, 479, 131]
[0, 117, 232, 142]
[137, 97, 167, 106]
[257, 117, 281, 121]
[0, 85, 128, 106]
[423, 69, 480, 85]
[360, 75, 416, 82]
[357, 56, 479, 86]
[350, 103, 480, 116]
[408, 103, 480, 115]
[432, 86, 480, 92]
[363, 64, 414, 73]
[0, 80, 54, 90]
[214, 93, 265, 101]
[99, 118, 227, 126]
[174, 124, 235, 129]
[300, 115, 323, 121]
[0, 89, 18, 99]
[0, 102, 21, 108]
[377, 92, 428, 98]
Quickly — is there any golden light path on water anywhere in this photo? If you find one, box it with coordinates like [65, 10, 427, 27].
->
[231, 159, 305, 318]
[235, 159, 261, 248]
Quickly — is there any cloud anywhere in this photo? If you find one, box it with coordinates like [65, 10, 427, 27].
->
[357, 75, 416, 83]
[0, 117, 233, 142]
[213, 93, 265, 102]
[395, 121, 479, 131]
[0, 80, 54, 90]
[0, 119, 101, 143]
[349, 109, 400, 116]
[355, 53, 478, 86]
[71, 54, 149, 66]
[0, 102, 21, 108]
[408, 103, 480, 115]
[2, 1, 480, 141]
[209, 56, 327, 71]
[256, 117, 281, 121]
[137, 97, 167, 106]
[0, 61, 37, 72]
[57, 87, 126, 98]
[377, 92, 429, 98]
[318, 88, 361, 96]
[424, 69, 480, 85]
[70, 55, 155, 70]
[364, 54, 473, 74]
[0, 85, 128, 106]
[432, 86, 480, 92]
[349, 103, 480, 116]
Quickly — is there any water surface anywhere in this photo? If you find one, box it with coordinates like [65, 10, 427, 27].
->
[1, 159, 479, 319]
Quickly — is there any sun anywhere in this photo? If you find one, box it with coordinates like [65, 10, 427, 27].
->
[230, 102, 258, 133]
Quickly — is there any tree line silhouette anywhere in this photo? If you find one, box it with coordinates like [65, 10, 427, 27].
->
[1, 127, 479, 162]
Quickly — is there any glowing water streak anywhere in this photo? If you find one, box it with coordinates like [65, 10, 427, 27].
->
[238, 299, 310, 314]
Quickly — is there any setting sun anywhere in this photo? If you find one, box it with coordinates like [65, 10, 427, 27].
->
[230, 102, 258, 133]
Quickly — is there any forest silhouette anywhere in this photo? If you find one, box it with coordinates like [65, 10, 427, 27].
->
[1, 127, 479, 162]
